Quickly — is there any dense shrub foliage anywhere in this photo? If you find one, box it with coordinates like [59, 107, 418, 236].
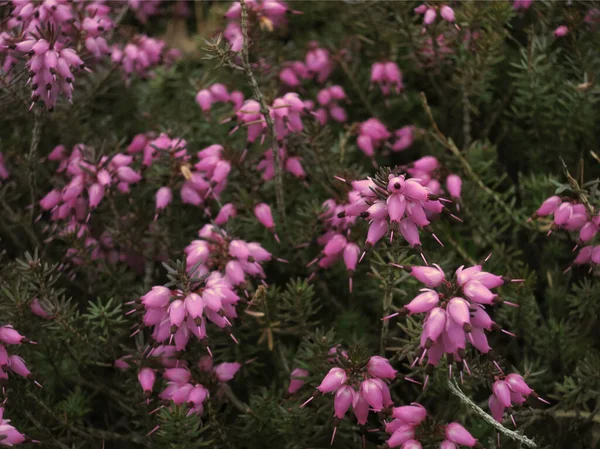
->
[0, 1, 599, 448]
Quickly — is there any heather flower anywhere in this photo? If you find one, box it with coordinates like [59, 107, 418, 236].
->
[391, 126, 415, 152]
[300, 350, 396, 442]
[386, 262, 523, 382]
[445, 423, 478, 447]
[135, 270, 241, 349]
[314, 85, 348, 123]
[440, 5, 455, 22]
[138, 367, 156, 394]
[335, 168, 459, 261]
[357, 118, 391, 157]
[185, 224, 272, 285]
[288, 368, 309, 394]
[487, 372, 549, 422]
[257, 148, 306, 181]
[0, 407, 25, 446]
[554, 25, 569, 37]
[214, 362, 241, 382]
[305, 44, 333, 83]
[30, 298, 51, 319]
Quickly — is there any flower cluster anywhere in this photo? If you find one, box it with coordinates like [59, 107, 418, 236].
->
[234, 93, 305, 143]
[1, 1, 176, 110]
[224, 0, 295, 51]
[356, 119, 417, 157]
[531, 195, 600, 267]
[357, 119, 392, 157]
[414, 4, 456, 27]
[185, 224, 272, 285]
[40, 144, 143, 221]
[3, 1, 112, 109]
[0, 407, 26, 446]
[404, 156, 463, 203]
[386, 263, 521, 385]
[137, 352, 241, 418]
[0, 325, 34, 383]
[307, 196, 360, 290]
[300, 354, 397, 442]
[278, 43, 334, 86]
[384, 407, 480, 449]
[111, 35, 180, 81]
[128, 0, 163, 24]
[513, 0, 533, 10]
[335, 169, 458, 261]
[0, 326, 36, 445]
[312, 85, 348, 124]
[418, 34, 455, 68]
[134, 271, 240, 350]
[256, 148, 306, 181]
[195, 83, 245, 113]
[370, 62, 404, 96]
[488, 373, 549, 424]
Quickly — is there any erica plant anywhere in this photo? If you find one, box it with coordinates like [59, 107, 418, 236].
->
[0, 1, 598, 449]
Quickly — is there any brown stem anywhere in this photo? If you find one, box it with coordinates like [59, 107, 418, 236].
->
[239, 0, 286, 230]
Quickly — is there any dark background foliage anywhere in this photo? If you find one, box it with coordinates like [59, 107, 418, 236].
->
[0, 1, 599, 448]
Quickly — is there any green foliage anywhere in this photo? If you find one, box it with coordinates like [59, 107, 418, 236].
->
[0, 1, 599, 448]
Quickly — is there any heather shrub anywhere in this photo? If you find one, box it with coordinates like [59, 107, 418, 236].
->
[0, 1, 599, 448]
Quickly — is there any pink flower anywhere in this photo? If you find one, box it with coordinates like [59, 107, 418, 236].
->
[8, 355, 31, 378]
[405, 290, 439, 314]
[492, 380, 512, 408]
[288, 368, 309, 394]
[391, 403, 427, 425]
[333, 385, 355, 419]
[410, 265, 445, 287]
[424, 8, 437, 25]
[445, 423, 478, 447]
[366, 356, 397, 379]
[0, 326, 25, 345]
[138, 367, 156, 393]
[214, 362, 241, 382]
[30, 298, 51, 319]
[553, 25, 569, 37]
[360, 379, 384, 411]
[446, 174, 462, 200]
[254, 203, 275, 230]
[440, 5, 455, 22]
[317, 367, 347, 393]
[215, 203, 237, 225]
[155, 187, 173, 211]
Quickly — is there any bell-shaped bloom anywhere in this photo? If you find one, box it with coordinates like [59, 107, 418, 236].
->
[410, 265, 445, 287]
[406, 290, 439, 314]
[288, 368, 309, 394]
[214, 362, 241, 382]
[334, 385, 355, 418]
[138, 367, 156, 393]
[391, 403, 427, 425]
[492, 380, 512, 408]
[254, 203, 275, 230]
[317, 367, 347, 393]
[155, 187, 173, 210]
[445, 423, 478, 447]
[367, 356, 397, 379]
